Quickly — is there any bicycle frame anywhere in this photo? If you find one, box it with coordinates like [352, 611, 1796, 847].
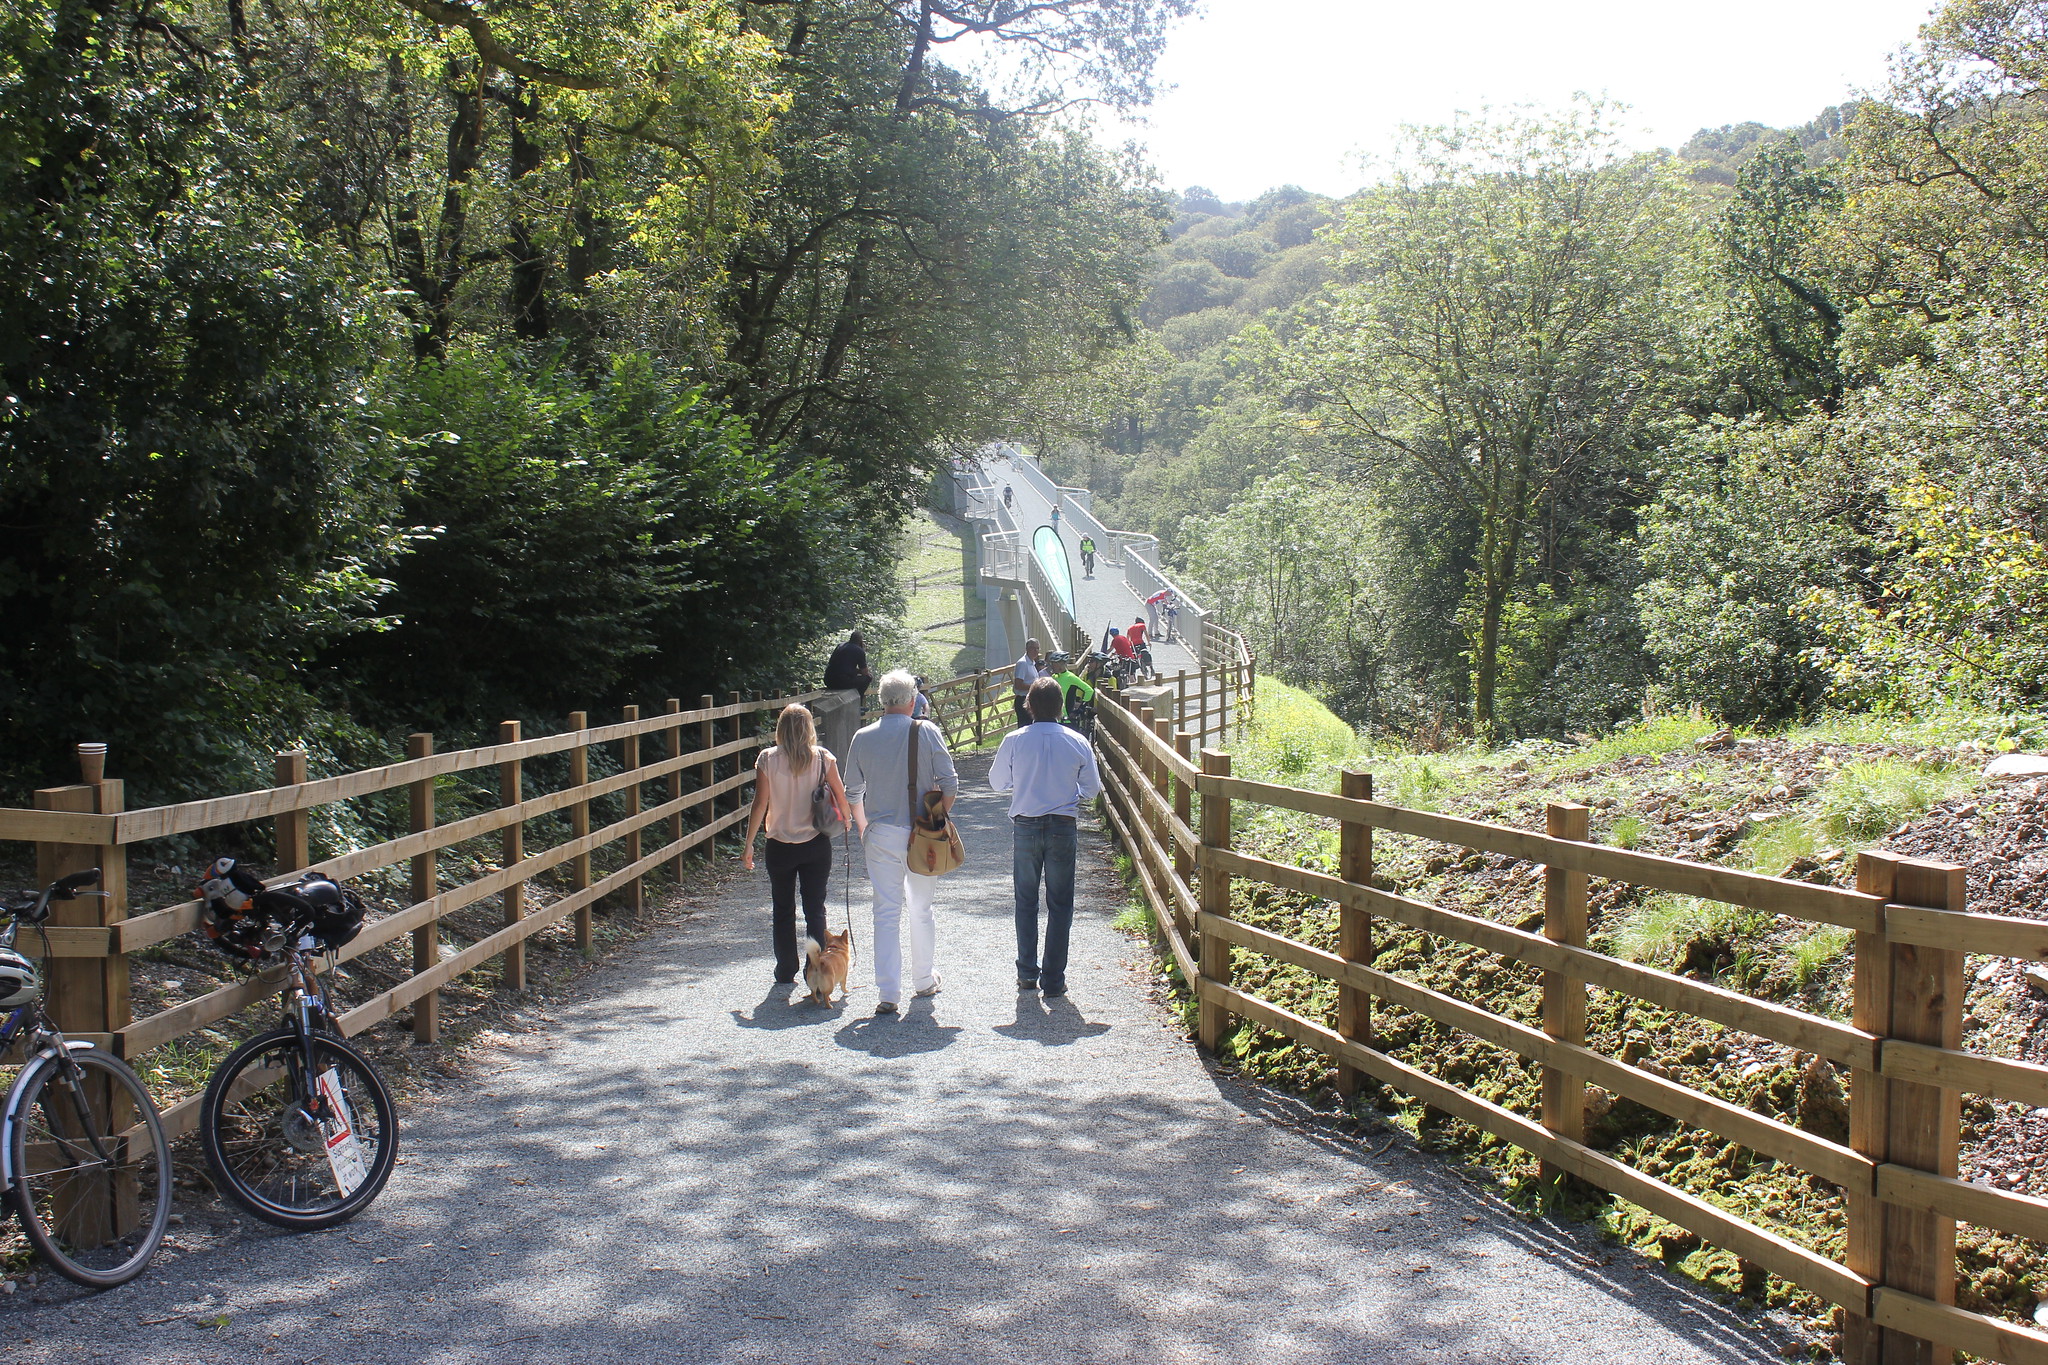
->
[261, 947, 341, 1128]
[0, 984, 117, 1192]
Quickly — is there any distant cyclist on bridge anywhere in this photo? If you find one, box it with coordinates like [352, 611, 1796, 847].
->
[1079, 535, 1096, 579]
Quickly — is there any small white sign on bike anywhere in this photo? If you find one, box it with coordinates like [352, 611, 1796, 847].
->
[315, 1067, 370, 1198]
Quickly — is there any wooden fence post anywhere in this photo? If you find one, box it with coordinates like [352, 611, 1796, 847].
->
[974, 670, 989, 746]
[622, 705, 644, 919]
[274, 750, 309, 873]
[1336, 770, 1373, 1097]
[698, 694, 717, 850]
[38, 745, 128, 1047]
[1145, 709, 1169, 856]
[407, 732, 438, 1044]
[1878, 857, 1965, 1365]
[726, 691, 744, 826]
[1172, 731, 1196, 899]
[499, 721, 526, 992]
[1198, 747, 1234, 1052]
[567, 712, 592, 956]
[665, 699, 685, 881]
[1540, 802, 1591, 1179]
[37, 744, 129, 1230]
[1843, 850, 1899, 1365]
[1176, 670, 1189, 734]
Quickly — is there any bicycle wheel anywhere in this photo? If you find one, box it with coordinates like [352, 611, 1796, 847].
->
[7, 1047, 171, 1289]
[199, 1028, 397, 1230]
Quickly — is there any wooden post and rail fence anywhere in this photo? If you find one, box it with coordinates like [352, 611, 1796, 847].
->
[917, 631, 1254, 754]
[0, 689, 826, 1145]
[1092, 689, 2048, 1365]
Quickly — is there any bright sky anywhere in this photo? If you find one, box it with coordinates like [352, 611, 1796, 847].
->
[1125, 0, 1942, 201]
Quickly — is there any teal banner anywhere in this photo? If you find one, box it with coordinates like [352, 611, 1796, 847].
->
[1033, 525, 1075, 622]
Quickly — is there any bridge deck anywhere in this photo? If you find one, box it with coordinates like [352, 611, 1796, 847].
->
[13, 755, 1781, 1363]
[981, 455, 1201, 678]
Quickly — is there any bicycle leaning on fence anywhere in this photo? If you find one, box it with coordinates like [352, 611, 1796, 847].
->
[0, 868, 172, 1288]
[195, 859, 398, 1230]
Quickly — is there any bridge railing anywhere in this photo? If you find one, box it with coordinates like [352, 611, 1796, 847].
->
[0, 689, 833, 1140]
[1093, 693, 2048, 1365]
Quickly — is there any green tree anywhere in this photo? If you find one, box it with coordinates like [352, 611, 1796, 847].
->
[1637, 418, 1857, 723]
[1296, 103, 1697, 734]
[0, 0, 403, 795]
[1178, 463, 1387, 700]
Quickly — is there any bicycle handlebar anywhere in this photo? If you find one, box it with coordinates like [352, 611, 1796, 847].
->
[2, 868, 102, 923]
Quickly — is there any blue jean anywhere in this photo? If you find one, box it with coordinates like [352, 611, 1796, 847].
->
[1013, 815, 1077, 989]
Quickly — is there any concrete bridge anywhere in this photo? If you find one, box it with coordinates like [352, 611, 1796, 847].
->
[953, 445, 1209, 679]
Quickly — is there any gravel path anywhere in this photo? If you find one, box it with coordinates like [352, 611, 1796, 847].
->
[13, 755, 1787, 1364]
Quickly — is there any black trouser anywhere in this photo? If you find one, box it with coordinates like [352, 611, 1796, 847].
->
[1081, 550, 1094, 575]
[1014, 693, 1031, 728]
[765, 833, 834, 980]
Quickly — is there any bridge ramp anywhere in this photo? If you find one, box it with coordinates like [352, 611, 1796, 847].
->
[983, 452, 1201, 678]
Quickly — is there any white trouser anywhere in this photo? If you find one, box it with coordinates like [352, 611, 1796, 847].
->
[862, 823, 937, 1003]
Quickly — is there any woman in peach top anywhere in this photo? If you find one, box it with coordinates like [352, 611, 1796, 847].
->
[742, 704, 850, 983]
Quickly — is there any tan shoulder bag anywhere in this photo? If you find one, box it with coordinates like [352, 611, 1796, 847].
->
[905, 720, 965, 876]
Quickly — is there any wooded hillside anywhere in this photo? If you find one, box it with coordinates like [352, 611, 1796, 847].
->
[1049, 0, 2048, 747]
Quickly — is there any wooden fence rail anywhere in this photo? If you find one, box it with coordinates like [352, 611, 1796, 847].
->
[1, 689, 830, 1140]
[1093, 691, 2048, 1365]
[921, 659, 1252, 754]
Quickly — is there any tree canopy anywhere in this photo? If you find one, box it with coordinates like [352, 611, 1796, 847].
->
[0, 0, 1188, 797]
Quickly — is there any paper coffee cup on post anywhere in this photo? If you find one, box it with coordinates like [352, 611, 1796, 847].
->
[77, 742, 108, 785]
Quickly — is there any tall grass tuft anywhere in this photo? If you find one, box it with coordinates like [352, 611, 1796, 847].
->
[1815, 759, 1959, 842]
[1783, 925, 1853, 989]
[1740, 815, 1819, 877]
[1565, 712, 1722, 770]
[1604, 894, 1767, 973]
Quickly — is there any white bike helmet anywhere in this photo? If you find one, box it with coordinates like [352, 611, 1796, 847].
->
[0, 945, 40, 1009]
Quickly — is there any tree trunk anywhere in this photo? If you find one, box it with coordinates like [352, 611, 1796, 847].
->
[504, 79, 550, 341]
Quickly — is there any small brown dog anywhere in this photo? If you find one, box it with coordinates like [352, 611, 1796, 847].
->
[802, 929, 853, 1007]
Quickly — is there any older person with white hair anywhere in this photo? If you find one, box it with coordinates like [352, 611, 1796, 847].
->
[843, 669, 960, 1014]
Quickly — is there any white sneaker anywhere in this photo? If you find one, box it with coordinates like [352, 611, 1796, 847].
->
[913, 973, 944, 998]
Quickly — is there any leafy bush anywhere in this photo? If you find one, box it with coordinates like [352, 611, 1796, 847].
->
[1636, 418, 1854, 726]
[1238, 676, 1357, 780]
[330, 348, 879, 728]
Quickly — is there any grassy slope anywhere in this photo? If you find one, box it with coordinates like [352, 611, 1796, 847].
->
[1131, 678, 2048, 1359]
[869, 508, 985, 686]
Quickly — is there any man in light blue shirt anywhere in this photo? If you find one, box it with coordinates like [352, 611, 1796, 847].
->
[988, 677, 1102, 997]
